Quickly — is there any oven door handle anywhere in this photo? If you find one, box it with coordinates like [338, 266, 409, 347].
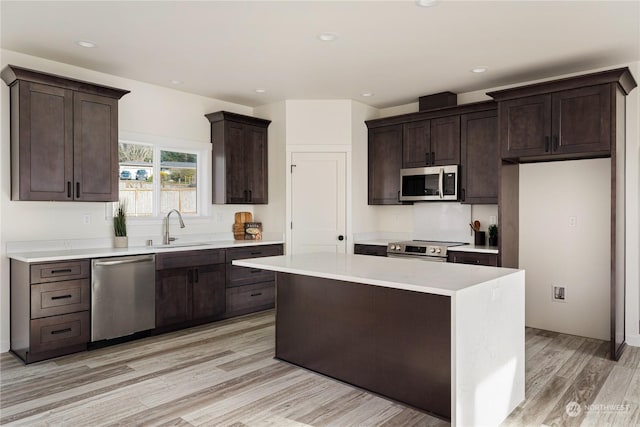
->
[438, 168, 444, 199]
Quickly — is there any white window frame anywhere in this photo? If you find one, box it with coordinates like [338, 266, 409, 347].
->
[111, 131, 211, 224]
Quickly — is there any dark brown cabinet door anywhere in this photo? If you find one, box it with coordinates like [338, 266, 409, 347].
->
[402, 120, 430, 168]
[3, 66, 128, 202]
[156, 268, 192, 327]
[207, 112, 270, 205]
[368, 125, 403, 205]
[224, 122, 248, 203]
[244, 124, 268, 204]
[73, 92, 119, 201]
[552, 85, 611, 155]
[17, 82, 74, 201]
[430, 115, 460, 165]
[192, 264, 226, 320]
[460, 110, 498, 204]
[500, 94, 551, 159]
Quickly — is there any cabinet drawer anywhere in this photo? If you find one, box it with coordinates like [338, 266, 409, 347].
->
[30, 260, 90, 284]
[225, 244, 283, 262]
[447, 252, 498, 267]
[30, 311, 89, 354]
[156, 249, 225, 270]
[227, 265, 275, 288]
[226, 282, 275, 314]
[354, 244, 388, 257]
[31, 279, 90, 319]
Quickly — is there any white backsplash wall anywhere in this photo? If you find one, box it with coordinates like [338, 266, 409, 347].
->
[520, 158, 611, 340]
[471, 205, 499, 233]
[413, 202, 472, 243]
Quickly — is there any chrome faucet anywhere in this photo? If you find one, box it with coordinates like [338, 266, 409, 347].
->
[163, 209, 185, 244]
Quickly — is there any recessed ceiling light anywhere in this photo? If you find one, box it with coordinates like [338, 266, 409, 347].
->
[416, 0, 438, 7]
[471, 66, 489, 73]
[318, 32, 338, 42]
[76, 40, 97, 48]
[255, 88, 267, 93]
[170, 80, 183, 85]
[361, 92, 374, 97]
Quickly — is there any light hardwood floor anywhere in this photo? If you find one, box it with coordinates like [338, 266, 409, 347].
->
[0, 310, 638, 426]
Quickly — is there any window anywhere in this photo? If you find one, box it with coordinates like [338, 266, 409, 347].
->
[159, 150, 197, 215]
[117, 138, 205, 218]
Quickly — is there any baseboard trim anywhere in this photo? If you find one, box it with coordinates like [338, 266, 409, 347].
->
[626, 333, 640, 347]
[1, 340, 10, 353]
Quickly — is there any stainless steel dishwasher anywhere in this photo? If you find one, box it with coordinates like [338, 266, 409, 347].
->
[91, 255, 156, 341]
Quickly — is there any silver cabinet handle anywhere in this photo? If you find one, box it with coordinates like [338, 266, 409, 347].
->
[93, 256, 155, 266]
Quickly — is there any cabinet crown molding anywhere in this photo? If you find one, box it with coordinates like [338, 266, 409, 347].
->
[487, 67, 637, 101]
[1, 65, 130, 99]
[205, 111, 271, 127]
[365, 100, 496, 129]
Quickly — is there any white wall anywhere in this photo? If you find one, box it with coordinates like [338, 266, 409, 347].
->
[285, 100, 351, 145]
[351, 101, 379, 236]
[0, 50, 260, 352]
[520, 159, 611, 340]
[253, 102, 286, 240]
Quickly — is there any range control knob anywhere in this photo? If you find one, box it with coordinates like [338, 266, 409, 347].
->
[435, 248, 441, 254]
[429, 248, 436, 253]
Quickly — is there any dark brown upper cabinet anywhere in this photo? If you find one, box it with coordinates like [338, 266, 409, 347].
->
[460, 109, 498, 204]
[367, 124, 404, 205]
[402, 116, 460, 168]
[205, 111, 271, 204]
[1, 65, 129, 202]
[366, 101, 496, 206]
[488, 67, 637, 162]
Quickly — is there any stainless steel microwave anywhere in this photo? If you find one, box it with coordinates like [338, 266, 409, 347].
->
[399, 165, 459, 202]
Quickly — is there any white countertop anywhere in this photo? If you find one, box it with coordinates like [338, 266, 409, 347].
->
[448, 244, 499, 254]
[233, 252, 520, 296]
[354, 240, 499, 254]
[8, 239, 284, 263]
[353, 239, 397, 246]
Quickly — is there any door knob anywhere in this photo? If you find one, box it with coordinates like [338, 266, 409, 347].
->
[338, 235, 344, 241]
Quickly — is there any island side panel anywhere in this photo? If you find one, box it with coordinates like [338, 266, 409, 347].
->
[452, 270, 525, 427]
[276, 272, 452, 419]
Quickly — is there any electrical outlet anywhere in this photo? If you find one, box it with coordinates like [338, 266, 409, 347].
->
[568, 216, 577, 227]
[83, 214, 91, 225]
[552, 285, 567, 302]
[489, 215, 497, 225]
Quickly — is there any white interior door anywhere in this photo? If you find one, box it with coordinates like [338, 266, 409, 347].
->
[291, 152, 346, 254]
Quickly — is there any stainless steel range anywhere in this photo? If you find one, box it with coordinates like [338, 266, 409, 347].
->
[387, 240, 466, 262]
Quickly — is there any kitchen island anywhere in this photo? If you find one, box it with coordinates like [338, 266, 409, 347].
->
[233, 253, 525, 427]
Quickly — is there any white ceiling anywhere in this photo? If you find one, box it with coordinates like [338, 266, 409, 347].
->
[2, 1, 639, 109]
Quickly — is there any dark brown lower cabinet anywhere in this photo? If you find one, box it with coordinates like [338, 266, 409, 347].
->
[353, 243, 387, 257]
[276, 272, 451, 419]
[155, 250, 225, 329]
[224, 244, 283, 318]
[10, 259, 91, 364]
[447, 251, 498, 266]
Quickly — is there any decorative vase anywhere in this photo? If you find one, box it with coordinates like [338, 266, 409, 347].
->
[114, 236, 128, 248]
[489, 236, 498, 247]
